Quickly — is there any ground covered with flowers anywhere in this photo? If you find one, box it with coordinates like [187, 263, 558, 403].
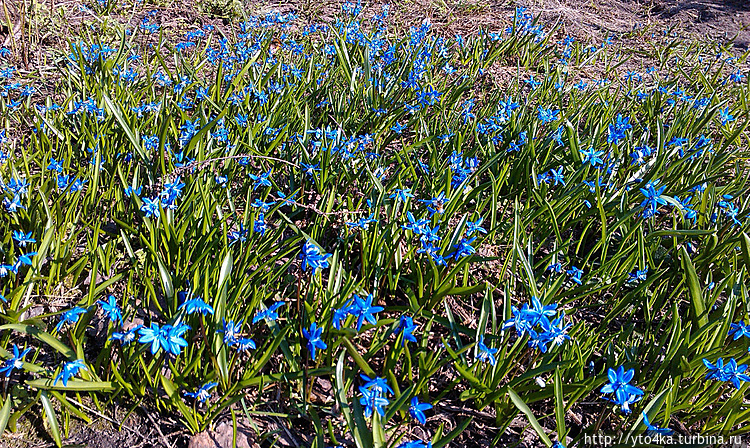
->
[1, 0, 750, 447]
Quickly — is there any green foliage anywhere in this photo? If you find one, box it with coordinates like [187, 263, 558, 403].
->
[0, 2, 749, 447]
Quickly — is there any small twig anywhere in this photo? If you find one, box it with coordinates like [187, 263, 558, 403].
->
[65, 398, 140, 435]
[145, 410, 176, 448]
[172, 153, 297, 178]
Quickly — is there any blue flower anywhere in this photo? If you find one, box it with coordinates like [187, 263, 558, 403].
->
[639, 181, 667, 218]
[111, 326, 141, 345]
[389, 188, 414, 203]
[476, 335, 498, 365]
[303, 322, 327, 361]
[140, 197, 161, 218]
[235, 338, 257, 352]
[448, 237, 476, 260]
[728, 321, 750, 341]
[184, 382, 218, 403]
[566, 266, 583, 285]
[360, 374, 393, 396]
[249, 169, 273, 190]
[300, 163, 320, 179]
[55, 307, 87, 332]
[546, 262, 562, 274]
[642, 412, 672, 436]
[539, 311, 571, 349]
[54, 359, 88, 386]
[397, 316, 418, 345]
[12, 231, 35, 247]
[253, 301, 285, 324]
[179, 296, 214, 316]
[466, 217, 487, 236]
[218, 319, 243, 345]
[537, 106, 559, 125]
[300, 240, 332, 274]
[351, 293, 383, 331]
[0, 344, 32, 377]
[600, 366, 644, 413]
[138, 323, 169, 354]
[627, 266, 649, 284]
[359, 386, 389, 417]
[409, 397, 433, 424]
[703, 357, 750, 389]
[580, 147, 604, 167]
[16, 251, 36, 267]
[164, 324, 190, 355]
[97, 295, 122, 324]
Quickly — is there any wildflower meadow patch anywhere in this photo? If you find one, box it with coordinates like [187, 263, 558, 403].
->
[0, 1, 749, 447]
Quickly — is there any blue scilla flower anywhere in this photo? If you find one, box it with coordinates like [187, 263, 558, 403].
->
[476, 335, 498, 365]
[396, 441, 430, 448]
[466, 217, 487, 236]
[332, 300, 354, 330]
[54, 359, 88, 386]
[607, 114, 632, 144]
[547, 262, 563, 274]
[15, 251, 36, 268]
[360, 374, 393, 397]
[12, 231, 35, 247]
[140, 197, 161, 218]
[111, 326, 141, 345]
[580, 147, 604, 167]
[703, 357, 750, 389]
[300, 240, 332, 274]
[56, 307, 87, 332]
[539, 311, 571, 349]
[600, 366, 644, 413]
[184, 382, 218, 403]
[389, 188, 414, 203]
[164, 324, 190, 355]
[359, 386, 389, 418]
[235, 338, 256, 352]
[627, 266, 649, 284]
[409, 397, 433, 424]
[351, 293, 383, 331]
[97, 295, 122, 324]
[139, 323, 169, 354]
[178, 296, 214, 316]
[253, 301, 285, 324]
[639, 181, 667, 219]
[0, 344, 32, 377]
[503, 305, 534, 337]
[420, 191, 447, 216]
[397, 316, 418, 345]
[249, 169, 272, 190]
[566, 266, 583, 285]
[303, 322, 327, 361]
[537, 106, 559, 125]
[218, 319, 243, 346]
[642, 412, 672, 436]
[728, 321, 750, 341]
[527, 296, 558, 324]
[448, 237, 476, 260]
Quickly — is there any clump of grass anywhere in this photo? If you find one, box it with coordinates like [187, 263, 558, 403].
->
[0, 2, 749, 447]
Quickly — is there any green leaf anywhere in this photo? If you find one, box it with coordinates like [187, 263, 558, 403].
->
[0, 324, 76, 360]
[40, 391, 62, 448]
[0, 395, 11, 437]
[26, 379, 116, 392]
[680, 246, 707, 328]
[432, 417, 472, 448]
[508, 388, 553, 447]
[554, 367, 566, 442]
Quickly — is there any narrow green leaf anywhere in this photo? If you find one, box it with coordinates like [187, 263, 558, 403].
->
[508, 388, 553, 447]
